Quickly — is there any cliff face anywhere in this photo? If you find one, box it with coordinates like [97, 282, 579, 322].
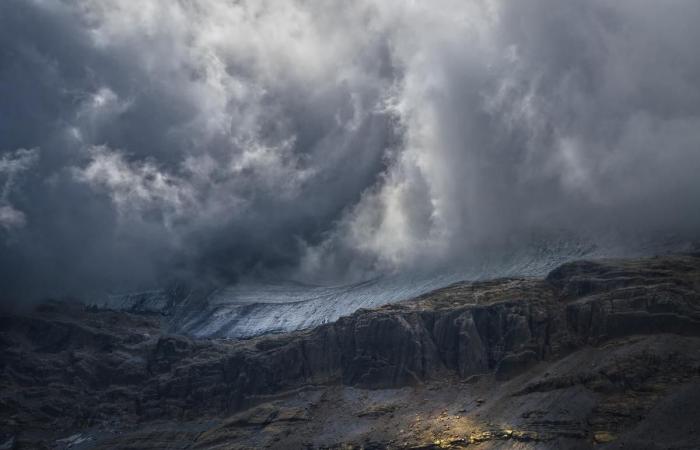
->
[2, 254, 700, 449]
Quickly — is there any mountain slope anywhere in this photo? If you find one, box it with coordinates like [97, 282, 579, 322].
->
[99, 237, 691, 339]
[2, 253, 700, 448]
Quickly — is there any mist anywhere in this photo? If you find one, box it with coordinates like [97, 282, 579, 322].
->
[2, 0, 700, 304]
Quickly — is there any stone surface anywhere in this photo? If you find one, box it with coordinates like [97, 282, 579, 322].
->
[1, 254, 700, 448]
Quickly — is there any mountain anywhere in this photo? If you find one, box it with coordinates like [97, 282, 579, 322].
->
[2, 253, 700, 449]
[96, 236, 692, 339]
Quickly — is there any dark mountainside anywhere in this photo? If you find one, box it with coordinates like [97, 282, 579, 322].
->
[2, 254, 700, 449]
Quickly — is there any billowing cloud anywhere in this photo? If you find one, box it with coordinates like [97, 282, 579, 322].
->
[302, 0, 700, 278]
[1, 0, 700, 304]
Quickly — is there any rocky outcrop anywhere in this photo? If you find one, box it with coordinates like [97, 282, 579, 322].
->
[205, 254, 700, 398]
[2, 254, 700, 448]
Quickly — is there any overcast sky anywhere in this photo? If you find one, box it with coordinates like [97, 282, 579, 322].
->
[2, 0, 700, 303]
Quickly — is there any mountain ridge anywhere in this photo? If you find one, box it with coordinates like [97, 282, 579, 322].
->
[2, 253, 700, 448]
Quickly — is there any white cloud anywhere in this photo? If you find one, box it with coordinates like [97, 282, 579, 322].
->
[74, 145, 194, 229]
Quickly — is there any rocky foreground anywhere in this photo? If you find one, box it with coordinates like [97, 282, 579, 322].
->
[2, 254, 700, 449]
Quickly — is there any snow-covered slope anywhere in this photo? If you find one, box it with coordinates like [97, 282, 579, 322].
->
[95, 236, 695, 338]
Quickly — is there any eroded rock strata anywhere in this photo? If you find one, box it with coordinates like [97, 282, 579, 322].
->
[2, 254, 700, 448]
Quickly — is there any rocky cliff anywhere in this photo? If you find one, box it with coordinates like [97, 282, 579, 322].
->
[2, 254, 700, 449]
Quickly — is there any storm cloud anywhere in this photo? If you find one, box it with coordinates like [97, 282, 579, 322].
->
[2, 0, 700, 303]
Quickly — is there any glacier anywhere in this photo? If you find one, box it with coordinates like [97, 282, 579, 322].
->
[95, 235, 695, 338]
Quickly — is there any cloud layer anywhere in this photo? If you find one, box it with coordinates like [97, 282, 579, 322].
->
[2, 0, 700, 303]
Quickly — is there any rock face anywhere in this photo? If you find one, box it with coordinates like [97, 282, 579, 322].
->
[2, 254, 700, 449]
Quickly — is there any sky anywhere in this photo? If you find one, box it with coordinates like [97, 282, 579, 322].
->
[2, 0, 700, 304]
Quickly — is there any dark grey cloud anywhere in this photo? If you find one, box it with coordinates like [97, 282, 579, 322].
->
[1, 0, 700, 305]
[0, 0, 396, 303]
